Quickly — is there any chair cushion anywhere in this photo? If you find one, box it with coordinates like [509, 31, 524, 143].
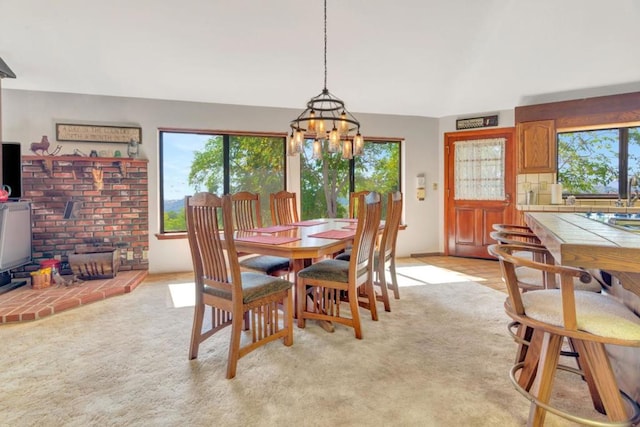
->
[203, 272, 292, 304]
[336, 249, 389, 268]
[239, 255, 290, 275]
[298, 259, 351, 283]
[520, 289, 640, 341]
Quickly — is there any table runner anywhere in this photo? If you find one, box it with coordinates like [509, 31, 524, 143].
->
[247, 225, 296, 233]
[308, 229, 356, 240]
[235, 235, 301, 245]
[289, 220, 328, 226]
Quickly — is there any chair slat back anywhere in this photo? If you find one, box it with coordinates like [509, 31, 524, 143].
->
[348, 190, 371, 219]
[351, 192, 382, 281]
[380, 191, 403, 260]
[186, 192, 241, 298]
[489, 230, 545, 248]
[270, 191, 299, 225]
[231, 191, 262, 230]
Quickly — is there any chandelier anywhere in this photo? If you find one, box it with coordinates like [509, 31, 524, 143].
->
[288, 0, 364, 160]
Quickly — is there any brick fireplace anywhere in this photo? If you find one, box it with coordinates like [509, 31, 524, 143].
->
[19, 155, 149, 277]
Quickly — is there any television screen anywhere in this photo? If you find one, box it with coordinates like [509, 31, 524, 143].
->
[2, 142, 22, 199]
[0, 201, 32, 272]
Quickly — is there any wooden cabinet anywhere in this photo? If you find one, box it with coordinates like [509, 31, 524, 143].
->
[517, 119, 556, 173]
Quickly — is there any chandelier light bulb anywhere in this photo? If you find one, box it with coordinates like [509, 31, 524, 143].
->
[328, 127, 340, 152]
[353, 132, 364, 156]
[308, 110, 316, 132]
[342, 139, 353, 159]
[339, 111, 349, 135]
[312, 139, 323, 160]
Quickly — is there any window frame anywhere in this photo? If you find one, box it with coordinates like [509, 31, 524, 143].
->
[158, 128, 287, 235]
[298, 137, 402, 220]
[557, 125, 639, 199]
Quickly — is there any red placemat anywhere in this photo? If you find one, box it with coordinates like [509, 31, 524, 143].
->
[308, 229, 356, 240]
[235, 235, 300, 245]
[247, 225, 296, 233]
[290, 220, 328, 226]
[342, 223, 358, 229]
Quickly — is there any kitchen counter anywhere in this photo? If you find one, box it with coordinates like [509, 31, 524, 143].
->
[525, 212, 640, 280]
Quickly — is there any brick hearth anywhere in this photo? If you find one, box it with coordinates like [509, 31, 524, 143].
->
[0, 270, 147, 324]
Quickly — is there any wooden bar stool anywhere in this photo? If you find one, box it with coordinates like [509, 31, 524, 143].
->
[488, 243, 640, 426]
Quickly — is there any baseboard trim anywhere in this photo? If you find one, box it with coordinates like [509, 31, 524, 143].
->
[410, 252, 444, 258]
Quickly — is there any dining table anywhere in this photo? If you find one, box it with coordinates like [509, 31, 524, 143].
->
[223, 218, 363, 328]
[230, 218, 360, 275]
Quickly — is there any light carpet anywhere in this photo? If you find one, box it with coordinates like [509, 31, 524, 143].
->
[0, 264, 612, 426]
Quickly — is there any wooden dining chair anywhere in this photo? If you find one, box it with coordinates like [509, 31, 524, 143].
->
[270, 190, 299, 225]
[297, 192, 382, 338]
[488, 243, 640, 426]
[348, 190, 370, 219]
[185, 192, 294, 379]
[231, 191, 291, 277]
[375, 191, 403, 303]
[336, 191, 403, 306]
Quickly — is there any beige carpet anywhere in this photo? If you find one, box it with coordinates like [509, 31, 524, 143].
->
[0, 262, 617, 426]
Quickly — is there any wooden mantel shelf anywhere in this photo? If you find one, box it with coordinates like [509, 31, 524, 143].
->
[22, 155, 148, 175]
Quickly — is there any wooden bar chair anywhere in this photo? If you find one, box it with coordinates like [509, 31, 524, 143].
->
[270, 190, 299, 225]
[488, 243, 640, 426]
[185, 192, 294, 379]
[490, 230, 602, 293]
[231, 191, 291, 277]
[297, 192, 382, 338]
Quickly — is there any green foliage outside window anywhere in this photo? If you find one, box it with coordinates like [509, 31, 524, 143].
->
[558, 127, 640, 196]
[161, 132, 285, 232]
[301, 140, 400, 219]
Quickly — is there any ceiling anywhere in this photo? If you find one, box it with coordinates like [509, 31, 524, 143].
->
[2, 0, 640, 118]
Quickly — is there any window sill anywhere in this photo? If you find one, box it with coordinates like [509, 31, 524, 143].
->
[155, 232, 187, 240]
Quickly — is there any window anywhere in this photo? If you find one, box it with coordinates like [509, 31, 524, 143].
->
[300, 139, 401, 219]
[557, 126, 640, 197]
[160, 131, 286, 232]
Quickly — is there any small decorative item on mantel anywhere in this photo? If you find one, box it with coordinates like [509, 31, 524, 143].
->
[30, 135, 62, 156]
[127, 139, 139, 158]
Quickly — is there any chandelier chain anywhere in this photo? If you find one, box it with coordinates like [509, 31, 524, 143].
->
[323, 0, 327, 91]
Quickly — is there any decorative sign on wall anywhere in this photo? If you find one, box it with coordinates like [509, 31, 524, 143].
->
[56, 123, 142, 143]
[455, 115, 499, 130]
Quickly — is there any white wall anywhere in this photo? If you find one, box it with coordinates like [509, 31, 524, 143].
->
[3, 89, 441, 273]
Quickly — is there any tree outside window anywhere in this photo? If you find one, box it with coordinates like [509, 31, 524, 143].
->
[300, 139, 401, 219]
[160, 131, 285, 232]
[558, 126, 640, 197]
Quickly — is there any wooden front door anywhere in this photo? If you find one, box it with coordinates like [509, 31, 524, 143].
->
[444, 128, 516, 259]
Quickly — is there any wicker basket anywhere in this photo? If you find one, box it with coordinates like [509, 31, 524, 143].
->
[68, 247, 119, 279]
